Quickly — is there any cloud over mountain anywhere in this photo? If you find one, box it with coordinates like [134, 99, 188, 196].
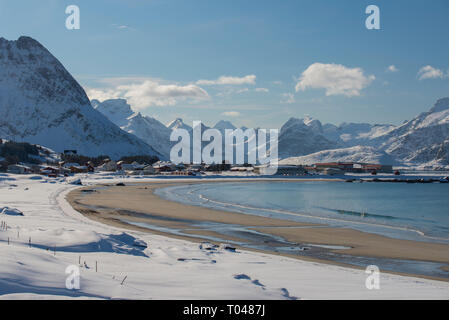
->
[86, 79, 209, 110]
[295, 63, 375, 97]
[417, 65, 445, 80]
[196, 75, 256, 86]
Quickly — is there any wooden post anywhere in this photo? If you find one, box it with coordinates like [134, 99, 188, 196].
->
[29, 237, 31, 248]
[7, 237, 9, 245]
[95, 261, 98, 272]
[79, 255, 81, 265]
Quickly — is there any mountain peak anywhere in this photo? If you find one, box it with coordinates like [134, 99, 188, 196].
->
[93, 99, 134, 127]
[214, 120, 236, 131]
[0, 35, 160, 159]
[429, 97, 449, 113]
[167, 118, 192, 131]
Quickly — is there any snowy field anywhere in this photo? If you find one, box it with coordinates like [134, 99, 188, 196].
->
[1, 173, 449, 300]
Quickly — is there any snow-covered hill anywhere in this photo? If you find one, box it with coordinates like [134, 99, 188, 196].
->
[279, 146, 398, 166]
[322, 122, 396, 146]
[277, 117, 337, 158]
[93, 99, 172, 159]
[373, 98, 449, 168]
[0, 36, 161, 160]
[0, 139, 60, 164]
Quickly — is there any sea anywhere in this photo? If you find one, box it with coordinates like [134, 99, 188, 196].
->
[155, 180, 449, 244]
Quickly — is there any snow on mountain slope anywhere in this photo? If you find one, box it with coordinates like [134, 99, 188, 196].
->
[373, 98, 449, 168]
[214, 120, 237, 133]
[277, 117, 337, 158]
[279, 146, 398, 166]
[0, 36, 161, 160]
[321, 122, 396, 147]
[91, 99, 133, 127]
[167, 118, 192, 132]
[94, 99, 171, 159]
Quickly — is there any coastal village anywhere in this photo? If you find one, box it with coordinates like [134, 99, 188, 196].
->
[4, 140, 449, 184]
[2, 149, 394, 177]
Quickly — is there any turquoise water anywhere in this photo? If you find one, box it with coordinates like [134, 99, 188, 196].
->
[155, 181, 449, 243]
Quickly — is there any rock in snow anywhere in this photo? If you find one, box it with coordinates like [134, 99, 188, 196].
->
[0, 36, 162, 160]
[1, 207, 24, 216]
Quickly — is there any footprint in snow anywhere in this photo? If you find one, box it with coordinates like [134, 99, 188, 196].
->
[233, 274, 299, 300]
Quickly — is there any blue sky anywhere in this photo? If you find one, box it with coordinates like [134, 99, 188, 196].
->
[1, 0, 448, 129]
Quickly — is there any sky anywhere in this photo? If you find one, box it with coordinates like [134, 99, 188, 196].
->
[1, 0, 449, 129]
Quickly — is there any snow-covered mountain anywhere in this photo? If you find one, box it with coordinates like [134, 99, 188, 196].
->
[213, 120, 237, 133]
[93, 99, 172, 159]
[167, 118, 192, 132]
[279, 98, 449, 168]
[322, 122, 396, 146]
[373, 97, 449, 168]
[0, 36, 162, 159]
[279, 146, 398, 166]
[91, 99, 133, 127]
[277, 117, 337, 158]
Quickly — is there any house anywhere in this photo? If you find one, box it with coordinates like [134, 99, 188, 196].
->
[153, 161, 176, 172]
[40, 166, 61, 177]
[314, 162, 393, 174]
[7, 164, 32, 174]
[322, 167, 344, 175]
[68, 165, 88, 174]
[230, 166, 254, 172]
[361, 164, 393, 174]
[186, 164, 203, 172]
[97, 160, 118, 172]
[62, 162, 80, 168]
[254, 164, 305, 176]
[142, 165, 156, 175]
[315, 162, 355, 172]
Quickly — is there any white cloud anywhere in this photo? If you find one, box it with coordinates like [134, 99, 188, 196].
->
[417, 65, 444, 80]
[255, 87, 269, 93]
[197, 75, 256, 86]
[221, 111, 241, 117]
[85, 79, 209, 110]
[111, 24, 135, 31]
[386, 65, 399, 72]
[281, 93, 295, 104]
[295, 63, 375, 97]
[236, 88, 249, 94]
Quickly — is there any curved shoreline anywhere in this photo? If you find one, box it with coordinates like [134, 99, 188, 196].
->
[66, 179, 449, 281]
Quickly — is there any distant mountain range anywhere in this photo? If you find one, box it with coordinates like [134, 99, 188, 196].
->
[0, 36, 448, 168]
[276, 98, 449, 168]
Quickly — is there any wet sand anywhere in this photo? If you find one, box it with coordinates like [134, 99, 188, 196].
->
[66, 180, 449, 281]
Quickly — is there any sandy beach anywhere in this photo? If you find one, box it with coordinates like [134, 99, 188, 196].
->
[67, 180, 449, 281]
